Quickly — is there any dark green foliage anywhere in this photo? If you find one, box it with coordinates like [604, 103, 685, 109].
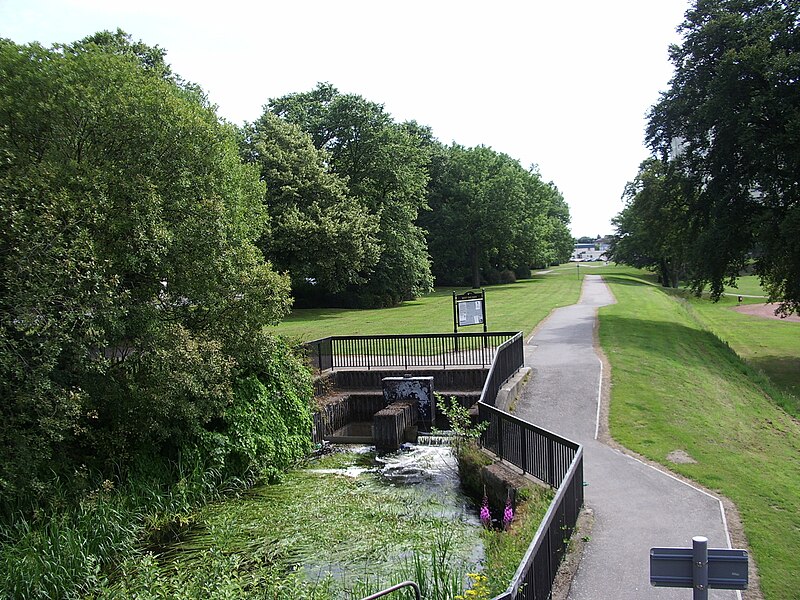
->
[267, 83, 434, 307]
[240, 112, 381, 296]
[422, 144, 572, 287]
[514, 265, 532, 280]
[0, 33, 308, 510]
[608, 158, 690, 288]
[646, 0, 800, 314]
[499, 269, 517, 284]
[224, 357, 313, 482]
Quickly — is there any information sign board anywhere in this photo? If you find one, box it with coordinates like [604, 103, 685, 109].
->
[452, 289, 487, 333]
[457, 299, 484, 326]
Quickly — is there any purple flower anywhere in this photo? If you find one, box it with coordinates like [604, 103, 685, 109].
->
[480, 496, 491, 527]
[503, 500, 514, 530]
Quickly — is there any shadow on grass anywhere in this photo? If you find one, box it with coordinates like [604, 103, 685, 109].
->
[601, 274, 663, 288]
[601, 313, 800, 417]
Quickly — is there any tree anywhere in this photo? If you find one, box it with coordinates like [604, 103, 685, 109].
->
[0, 34, 304, 506]
[647, 0, 800, 314]
[423, 144, 571, 286]
[608, 159, 690, 288]
[240, 112, 380, 296]
[268, 83, 433, 307]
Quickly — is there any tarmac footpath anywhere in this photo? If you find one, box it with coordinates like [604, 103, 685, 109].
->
[514, 274, 740, 600]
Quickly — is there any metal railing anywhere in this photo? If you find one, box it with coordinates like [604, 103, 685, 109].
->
[305, 329, 582, 600]
[478, 403, 584, 600]
[477, 333, 524, 407]
[361, 581, 421, 600]
[476, 336, 584, 600]
[305, 332, 521, 371]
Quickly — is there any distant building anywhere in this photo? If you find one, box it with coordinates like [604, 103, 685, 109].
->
[571, 236, 610, 262]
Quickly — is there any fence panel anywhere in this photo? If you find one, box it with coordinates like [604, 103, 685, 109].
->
[479, 403, 584, 600]
[305, 332, 521, 371]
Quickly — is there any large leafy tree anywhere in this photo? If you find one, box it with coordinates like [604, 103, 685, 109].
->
[0, 33, 303, 505]
[240, 112, 380, 296]
[609, 159, 691, 287]
[268, 83, 433, 307]
[647, 0, 800, 314]
[423, 144, 571, 287]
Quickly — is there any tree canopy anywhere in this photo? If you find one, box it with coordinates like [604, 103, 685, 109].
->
[608, 159, 691, 288]
[646, 0, 800, 314]
[266, 83, 434, 307]
[240, 112, 380, 296]
[423, 144, 572, 287]
[0, 33, 310, 506]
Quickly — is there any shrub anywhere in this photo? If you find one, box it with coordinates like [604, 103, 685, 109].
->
[223, 345, 314, 481]
[484, 269, 501, 285]
[499, 269, 517, 284]
[514, 265, 532, 280]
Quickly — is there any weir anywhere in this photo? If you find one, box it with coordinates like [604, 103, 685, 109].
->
[312, 367, 485, 451]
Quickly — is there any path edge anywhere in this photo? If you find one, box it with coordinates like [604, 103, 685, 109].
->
[592, 276, 763, 600]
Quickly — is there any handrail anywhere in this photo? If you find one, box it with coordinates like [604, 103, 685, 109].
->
[304, 332, 521, 371]
[478, 332, 524, 407]
[361, 580, 421, 600]
[303, 330, 582, 600]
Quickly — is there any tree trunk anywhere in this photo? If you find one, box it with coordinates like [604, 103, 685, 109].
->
[471, 248, 481, 289]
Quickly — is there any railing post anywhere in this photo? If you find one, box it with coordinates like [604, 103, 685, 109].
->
[520, 427, 527, 475]
[693, 536, 709, 600]
[547, 437, 555, 486]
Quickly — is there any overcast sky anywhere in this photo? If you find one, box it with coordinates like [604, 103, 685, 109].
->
[1, 0, 691, 237]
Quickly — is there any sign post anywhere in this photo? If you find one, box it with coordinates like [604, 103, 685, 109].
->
[650, 536, 748, 599]
[453, 289, 487, 334]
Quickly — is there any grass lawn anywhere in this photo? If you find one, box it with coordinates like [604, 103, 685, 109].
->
[271, 271, 582, 341]
[723, 274, 767, 297]
[685, 295, 800, 414]
[596, 269, 800, 600]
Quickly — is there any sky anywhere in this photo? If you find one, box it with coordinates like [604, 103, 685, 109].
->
[1, 0, 691, 237]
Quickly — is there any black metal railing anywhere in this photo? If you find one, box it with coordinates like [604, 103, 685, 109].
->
[474, 333, 584, 600]
[478, 403, 584, 600]
[304, 332, 520, 371]
[493, 445, 584, 600]
[478, 333, 524, 407]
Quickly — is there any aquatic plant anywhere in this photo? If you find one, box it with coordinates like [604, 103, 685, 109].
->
[480, 496, 491, 528]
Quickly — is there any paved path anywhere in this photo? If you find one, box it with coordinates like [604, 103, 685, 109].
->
[515, 275, 739, 599]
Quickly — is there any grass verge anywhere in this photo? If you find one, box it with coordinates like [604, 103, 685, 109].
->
[271, 272, 582, 341]
[597, 271, 800, 600]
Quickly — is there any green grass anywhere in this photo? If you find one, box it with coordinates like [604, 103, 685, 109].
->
[271, 273, 582, 341]
[685, 295, 800, 412]
[723, 274, 767, 297]
[110, 449, 482, 599]
[597, 271, 800, 600]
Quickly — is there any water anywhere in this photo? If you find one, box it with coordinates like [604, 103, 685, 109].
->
[156, 442, 484, 596]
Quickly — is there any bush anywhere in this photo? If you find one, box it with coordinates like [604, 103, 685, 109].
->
[224, 362, 314, 481]
[484, 269, 502, 285]
[499, 269, 517, 284]
[514, 265, 532, 280]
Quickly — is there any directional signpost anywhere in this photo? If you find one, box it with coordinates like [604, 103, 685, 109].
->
[650, 536, 748, 599]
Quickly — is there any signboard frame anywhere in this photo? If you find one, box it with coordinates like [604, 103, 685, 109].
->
[453, 289, 487, 333]
[650, 537, 748, 600]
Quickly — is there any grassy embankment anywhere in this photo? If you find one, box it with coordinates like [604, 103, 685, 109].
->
[272, 271, 582, 341]
[595, 268, 799, 600]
